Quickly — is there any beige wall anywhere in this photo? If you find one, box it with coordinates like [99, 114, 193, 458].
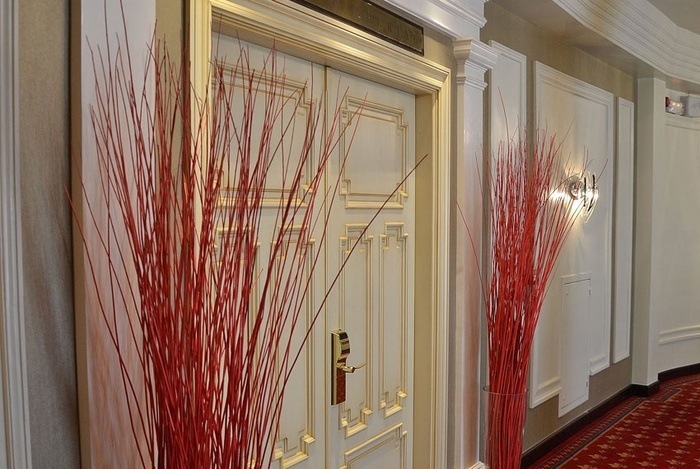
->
[19, 0, 81, 466]
[482, 2, 635, 451]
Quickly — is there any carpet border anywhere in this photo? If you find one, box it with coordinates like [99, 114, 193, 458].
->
[521, 362, 700, 468]
[519, 386, 632, 468]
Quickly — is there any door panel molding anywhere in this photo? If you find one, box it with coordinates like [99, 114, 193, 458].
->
[340, 98, 410, 209]
[342, 422, 407, 469]
[379, 223, 409, 419]
[272, 233, 319, 467]
[339, 224, 373, 439]
[215, 61, 317, 209]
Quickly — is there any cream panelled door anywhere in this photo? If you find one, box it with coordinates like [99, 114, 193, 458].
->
[216, 37, 415, 469]
[324, 69, 415, 469]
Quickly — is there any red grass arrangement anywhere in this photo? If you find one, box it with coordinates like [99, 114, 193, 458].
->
[463, 130, 586, 468]
[70, 28, 417, 467]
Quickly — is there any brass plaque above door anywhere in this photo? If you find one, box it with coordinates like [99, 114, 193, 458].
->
[289, 0, 424, 55]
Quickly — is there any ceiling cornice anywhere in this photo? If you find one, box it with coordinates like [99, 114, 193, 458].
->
[555, 0, 700, 86]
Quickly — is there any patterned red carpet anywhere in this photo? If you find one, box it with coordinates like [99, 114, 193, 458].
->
[528, 374, 700, 468]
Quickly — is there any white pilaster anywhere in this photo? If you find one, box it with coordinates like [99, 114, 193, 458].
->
[453, 37, 498, 469]
[0, 0, 32, 465]
[632, 77, 664, 387]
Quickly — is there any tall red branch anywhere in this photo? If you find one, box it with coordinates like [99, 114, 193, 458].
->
[462, 129, 587, 469]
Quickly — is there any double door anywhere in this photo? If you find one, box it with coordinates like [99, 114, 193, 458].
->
[217, 37, 416, 468]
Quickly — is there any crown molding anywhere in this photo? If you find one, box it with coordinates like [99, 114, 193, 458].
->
[454, 38, 498, 89]
[555, 0, 700, 86]
[454, 38, 498, 70]
[208, 0, 450, 93]
[379, 0, 486, 39]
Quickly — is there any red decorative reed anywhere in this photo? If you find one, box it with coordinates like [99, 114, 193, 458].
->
[71, 19, 425, 467]
[71, 40, 324, 467]
[463, 130, 586, 468]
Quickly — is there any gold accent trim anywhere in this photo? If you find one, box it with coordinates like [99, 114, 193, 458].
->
[341, 423, 407, 469]
[338, 224, 373, 438]
[339, 98, 410, 210]
[378, 223, 409, 418]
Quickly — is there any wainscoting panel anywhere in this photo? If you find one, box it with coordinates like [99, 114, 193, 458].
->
[530, 62, 614, 408]
[657, 114, 700, 372]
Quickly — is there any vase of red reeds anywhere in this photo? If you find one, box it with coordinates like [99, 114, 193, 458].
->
[482, 386, 527, 469]
[466, 128, 588, 469]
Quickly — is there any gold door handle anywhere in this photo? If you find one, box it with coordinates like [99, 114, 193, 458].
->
[331, 330, 364, 405]
[336, 362, 365, 373]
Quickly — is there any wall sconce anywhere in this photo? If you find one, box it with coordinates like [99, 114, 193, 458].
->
[566, 171, 598, 223]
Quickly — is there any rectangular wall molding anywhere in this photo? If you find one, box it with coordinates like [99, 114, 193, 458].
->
[613, 97, 634, 363]
[657, 109, 700, 372]
[659, 325, 700, 345]
[530, 61, 614, 408]
[529, 377, 561, 409]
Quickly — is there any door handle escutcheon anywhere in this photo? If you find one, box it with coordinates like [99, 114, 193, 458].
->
[331, 330, 363, 405]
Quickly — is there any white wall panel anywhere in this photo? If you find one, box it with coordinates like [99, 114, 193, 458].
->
[656, 114, 700, 372]
[530, 62, 614, 407]
[613, 97, 634, 363]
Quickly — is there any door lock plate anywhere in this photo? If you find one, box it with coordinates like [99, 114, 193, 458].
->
[331, 330, 364, 405]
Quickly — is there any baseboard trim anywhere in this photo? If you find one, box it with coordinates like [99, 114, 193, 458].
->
[630, 380, 660, 397]
[521, 362, 700, 467]
[520, 386, 632, 467]
[658, 363, 700, 382]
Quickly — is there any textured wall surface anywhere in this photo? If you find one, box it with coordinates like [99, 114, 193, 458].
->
[18, 0, 81, 466]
